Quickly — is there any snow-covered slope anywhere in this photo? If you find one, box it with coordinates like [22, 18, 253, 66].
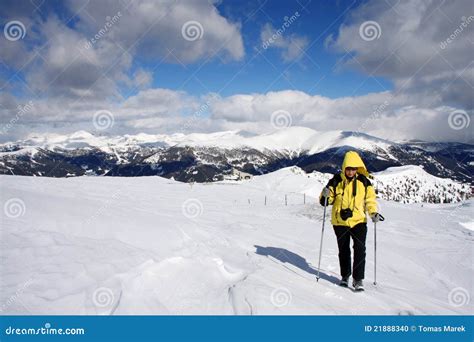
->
[238, 165, 470, 204]
[1, 170, 472, 315]
[231, 166, 332, 199]
[373, 165, 471, 203]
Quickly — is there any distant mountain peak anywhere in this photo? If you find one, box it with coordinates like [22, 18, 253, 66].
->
[0, 128, 471, 184]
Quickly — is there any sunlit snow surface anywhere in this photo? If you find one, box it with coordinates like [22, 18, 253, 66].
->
[1, 168, 472, 315]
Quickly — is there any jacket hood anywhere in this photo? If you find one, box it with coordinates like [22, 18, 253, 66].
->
[341, 151, 371, 178]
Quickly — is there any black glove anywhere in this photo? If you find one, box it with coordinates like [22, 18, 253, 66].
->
[321, 187, 330, 198]
[320, 187, 330, 206]
[370, 213, 384, 223]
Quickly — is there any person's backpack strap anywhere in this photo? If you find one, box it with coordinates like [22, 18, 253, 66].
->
[322, 172, 372, 198]
[356, 174, 371, 188]
[326, 173, 342, 189]
[356, 174, 372, 201]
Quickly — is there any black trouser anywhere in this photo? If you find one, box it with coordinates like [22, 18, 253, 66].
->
[333, 223, 367, 281]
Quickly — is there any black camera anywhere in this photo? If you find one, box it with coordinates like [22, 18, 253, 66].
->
[340, 208, 353, 220]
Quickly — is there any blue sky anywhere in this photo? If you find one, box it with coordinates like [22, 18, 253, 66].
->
[0, 0, 392, 98]
[0, 0, 472, 142]
[140, 0, 392, 98]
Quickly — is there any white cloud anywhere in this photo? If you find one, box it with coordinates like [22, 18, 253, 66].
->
[2, 88, 470, 143]
[0, 87, 201, 141]
[208, 89, 471, 142]
[260, 23, 309, 62]
[68, 0, 245, 64]
[121, 68, 153, 90]
[0, 0, 245, 101]
[327, 0, 474, 109]
[120, 88, 197, 116]
[0, 0, 471, 144]
[9, 15, 132, 100]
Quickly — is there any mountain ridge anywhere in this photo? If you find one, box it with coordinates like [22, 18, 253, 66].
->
[0, 127, 472, 186]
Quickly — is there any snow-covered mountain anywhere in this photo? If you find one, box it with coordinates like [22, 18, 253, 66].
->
[228, 165, 470, 204]
[1, 169, 472, 315]
[373, 165, 470, 203]
[6, 127, 468, 157]
[4, 127, 392, 153]
[0, 127, 472, 186]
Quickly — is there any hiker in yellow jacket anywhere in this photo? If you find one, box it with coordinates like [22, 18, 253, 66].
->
[319, 151, 382, 291]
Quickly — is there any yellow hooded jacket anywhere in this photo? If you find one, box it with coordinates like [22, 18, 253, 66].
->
[319, 151, 378, 228]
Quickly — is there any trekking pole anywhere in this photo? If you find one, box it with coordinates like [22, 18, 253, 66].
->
[316, 191, 328, 282]
[373, 214, 385, 285]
